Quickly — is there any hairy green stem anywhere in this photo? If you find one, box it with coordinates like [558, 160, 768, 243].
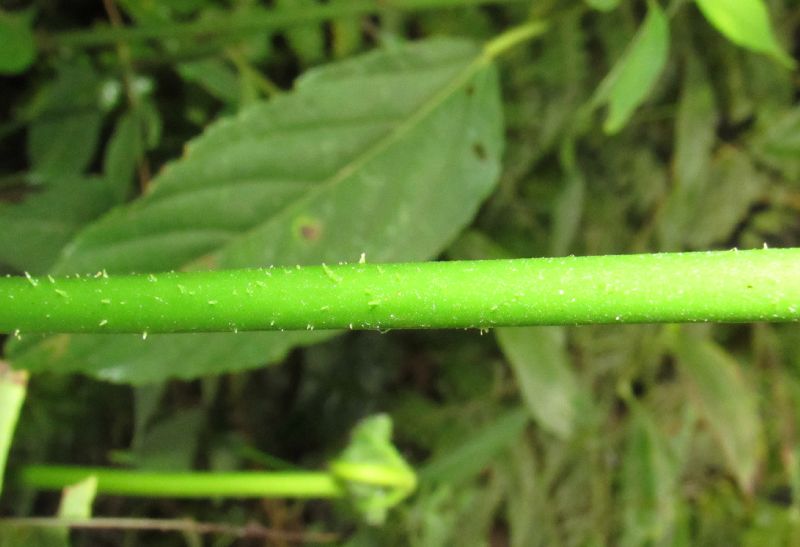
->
[22, 466, 344, 498]
[1, 250, 798, 334]
[44, 0, 527, 50]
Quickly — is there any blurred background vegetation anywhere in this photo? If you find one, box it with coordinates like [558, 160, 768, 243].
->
[1, 0, 800, 545]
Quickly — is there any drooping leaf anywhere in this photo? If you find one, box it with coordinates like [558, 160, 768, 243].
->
[0, 363, 27, 495]
[0, 9, 36, 74]
[496, 327, 579, 439]
[695, 0, 795, 68]
[7, 38, 503, 383]
[673, 329, 763, 493]
[593, 0, 669, 134]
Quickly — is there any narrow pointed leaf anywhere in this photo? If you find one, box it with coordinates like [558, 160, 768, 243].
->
[593, 0, 669, 134]
[420, 408, 529, 485]
[695, 0, 795, 68]
[0, 363, 26, 495]
[58, 476, 97, 519]
[621, 406, 678, 547]
[674, 330, 763, 493]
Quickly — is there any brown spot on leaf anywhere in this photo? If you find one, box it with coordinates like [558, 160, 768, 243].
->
[472, 142, 487, 161]
[301, 224, 321, 240]
[294, 216, 323, 242]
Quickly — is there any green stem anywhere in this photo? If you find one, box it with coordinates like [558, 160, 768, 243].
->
[1, 250, 798, 334]
[43, 0, 527, 50]
[22, 466, 344, 498]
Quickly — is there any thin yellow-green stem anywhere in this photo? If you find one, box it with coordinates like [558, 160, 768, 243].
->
[22, 466, 344, 498]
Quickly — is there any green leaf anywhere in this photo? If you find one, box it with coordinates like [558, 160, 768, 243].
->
[125, 407, 204, 471]
[496, 327, 579, 439]
[620, 405, 678, 547]
[682, 147, 765, 249]
[0, 364, 27, 495]
[104, 107, 151, 202]
[330, 414, 417, 525]
[550, 141, 585, 256]
[7, 38, 503, 384]
[26, 60, 104, 179]
[0, 10, 36, 74]
[658, 53, 717, 250]
[177, 59, 241, 105]
[695, 0, 795, 68]
[752, 106, 800, 181]
[658, 57, 764, 250]
[673, 329, 763, 493]
[593, 0, 669, 134]
[0, 176, 115, 274]
[420, 408, 528, 486]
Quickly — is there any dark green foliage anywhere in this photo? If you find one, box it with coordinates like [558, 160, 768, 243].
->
[1, 0, 799, 544]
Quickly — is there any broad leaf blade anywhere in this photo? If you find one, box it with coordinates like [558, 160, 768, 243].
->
[8, 38, 503, 383]
[674, 330, 763, 493]
[593, 0, 669, 134]
[0, 177, 115, 274]
[695, 0, 795, 68]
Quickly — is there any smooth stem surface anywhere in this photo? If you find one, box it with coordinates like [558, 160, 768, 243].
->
[22, 466, 344, 498]
[1, 250, 798, 334]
